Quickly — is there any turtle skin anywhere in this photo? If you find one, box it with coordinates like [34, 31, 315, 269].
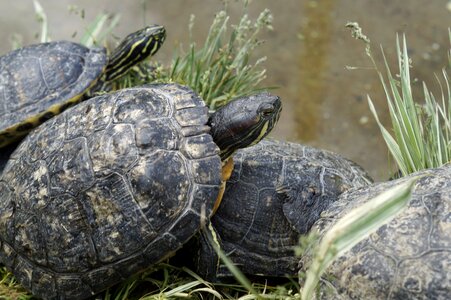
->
[192, 139, 373, 280]
[0, 83, 222, 299]
[301, 165, 451, 300]
[0, 41, 107, 147]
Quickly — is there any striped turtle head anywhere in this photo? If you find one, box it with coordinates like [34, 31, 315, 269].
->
[208, 92, 282, 160]
[104, 25, 166, 81]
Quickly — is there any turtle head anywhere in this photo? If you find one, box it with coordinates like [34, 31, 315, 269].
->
[104, 25, 166, 81]
[208, 92, 282, 160]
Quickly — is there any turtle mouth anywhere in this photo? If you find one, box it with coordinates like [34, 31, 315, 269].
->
[253, 95, 282, 144]
[268, 96, 282, 127]
[148, 25, 166, 40]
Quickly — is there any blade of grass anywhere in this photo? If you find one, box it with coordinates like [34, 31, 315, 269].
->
[80, 13, 109, 47]
[33, 0, 49, 42]
[203, 223, 261, 298]
[368, 96, 408, 175]
[79, 13, 121, 47]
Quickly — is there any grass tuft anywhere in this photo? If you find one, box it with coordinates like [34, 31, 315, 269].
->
[115, 8, 273, 109]
[32, 0, 48, 43]
[0, 267, 34, 300]
[79, 13, 120, 48]
[347, 22, 451, 177]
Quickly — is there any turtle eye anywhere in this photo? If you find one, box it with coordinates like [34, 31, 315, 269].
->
[259, 104, 275, 117]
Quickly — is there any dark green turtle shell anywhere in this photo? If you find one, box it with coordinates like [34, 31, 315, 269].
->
[0, 41, 107, 147]
[302, 166, 451, 300]
[191, 139, 372, 280]
[0, 83, 222, 299]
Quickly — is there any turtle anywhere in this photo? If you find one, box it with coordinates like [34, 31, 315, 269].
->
[0, 24, 166, 148]
[299, 165, 451, 300]
[0, 83, 281, 299]
[189, 139, 373, 280]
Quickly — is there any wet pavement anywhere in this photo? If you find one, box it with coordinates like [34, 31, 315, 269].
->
[1, 0, 450, 180]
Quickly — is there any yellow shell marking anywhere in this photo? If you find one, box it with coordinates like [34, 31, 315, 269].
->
[0, 94, 83, 148]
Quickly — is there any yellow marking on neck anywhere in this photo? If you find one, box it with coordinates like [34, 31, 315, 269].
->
[107, 37, 153, 81]
[219, 120, 267, 159]
[249, 121, 269, 146]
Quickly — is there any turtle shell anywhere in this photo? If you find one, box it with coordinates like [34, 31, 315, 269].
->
[0, 41, 107, 147]
[303, 166, 451, 300]
[192, 139, 372, 280]
[0, 83, 222, 299]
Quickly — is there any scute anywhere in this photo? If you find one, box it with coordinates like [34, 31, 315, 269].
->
[81, 173, 156, 263]
[0, 84, 222, 299]
[65, 93, 114, 140]
[129, 150, 191, 228]
[89, 123, 139, 172]
[113, 88, 171, 123]
[134, 118, 180, 152]
[43, 193, 96, 273]
[47, 137, 95, 194]
[0, 41, 107, 141]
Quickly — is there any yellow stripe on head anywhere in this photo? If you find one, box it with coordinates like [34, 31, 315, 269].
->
[104, 25, 166, 82]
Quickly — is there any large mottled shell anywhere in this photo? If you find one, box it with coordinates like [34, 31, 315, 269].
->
[0, 83, 221, 299]
[304, 166, 451, 300]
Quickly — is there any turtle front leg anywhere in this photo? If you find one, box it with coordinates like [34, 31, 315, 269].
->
[212, 157, 234, 215]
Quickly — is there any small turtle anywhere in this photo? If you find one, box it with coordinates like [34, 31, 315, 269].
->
[0, 25, 166, 148]
[191, 139, 372, 280]
[0, 83, 281, 299]
[301, 165, 451, 300]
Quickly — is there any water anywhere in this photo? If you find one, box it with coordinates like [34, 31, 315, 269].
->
[1, 0, 449, 180]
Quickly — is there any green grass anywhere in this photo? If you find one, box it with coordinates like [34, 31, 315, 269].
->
[114, 9, 273, 110]
[161, 9, 272, 110]
[347, 23, 451, 177]
[0, 267, 34, 300]
[0, 263, 299, 300]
